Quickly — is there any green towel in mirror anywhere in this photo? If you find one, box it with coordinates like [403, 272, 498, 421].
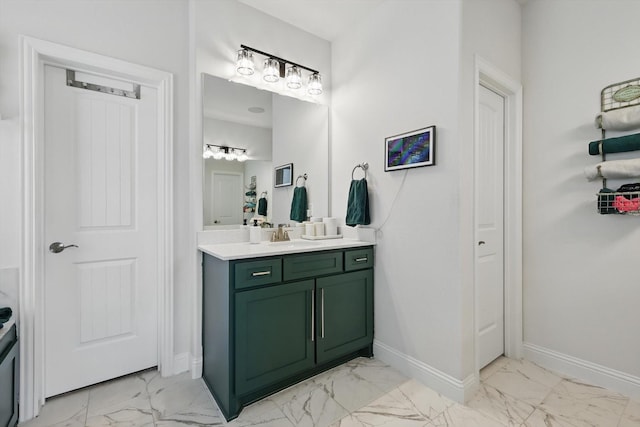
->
[346, 179, 370, 226]
[258, 197, 268, 216]
[290, 187, 307, 222]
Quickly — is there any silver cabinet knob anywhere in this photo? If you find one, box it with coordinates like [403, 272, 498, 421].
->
[49, 242, 79, 253]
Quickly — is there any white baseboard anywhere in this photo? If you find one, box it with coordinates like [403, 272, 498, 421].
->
[190, 354, 203, 379]
[523, 342, 640, 399]
[173, 352, 190, 375]
[373, 340, 477, 403]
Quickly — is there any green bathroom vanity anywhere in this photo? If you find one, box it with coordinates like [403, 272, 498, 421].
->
[201, 242, 374, 421]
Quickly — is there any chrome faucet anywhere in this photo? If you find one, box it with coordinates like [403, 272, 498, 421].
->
[271, 224, 290, 242]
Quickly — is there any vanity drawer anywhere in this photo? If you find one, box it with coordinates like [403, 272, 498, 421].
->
[345, 248, 374, 271]
[283, 251, 343, 281]
[234, 258, 282, 290]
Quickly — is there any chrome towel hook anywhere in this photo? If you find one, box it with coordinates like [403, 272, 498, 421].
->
[351, 162, 369, 180]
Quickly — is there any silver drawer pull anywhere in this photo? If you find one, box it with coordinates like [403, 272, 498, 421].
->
[311, 291, 315, 342]
[251, 271, 271, 277]
[321, 288, 325, 339]
[354, 257, 368, 262]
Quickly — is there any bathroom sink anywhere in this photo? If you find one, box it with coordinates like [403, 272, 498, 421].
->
[266, 240, 320, 248]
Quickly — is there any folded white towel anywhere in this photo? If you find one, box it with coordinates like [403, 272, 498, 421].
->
[595, 105, 640, 131]
[584, 158, 640, 181]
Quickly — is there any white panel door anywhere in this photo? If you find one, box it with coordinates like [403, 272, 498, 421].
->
[476, 85, 505, 369]
[211, 172, 243, 225]
[44, 65, 158, 397]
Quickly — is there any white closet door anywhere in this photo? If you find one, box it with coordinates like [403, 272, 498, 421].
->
[476, 85, 506, 369]
[44, 65, 158, 396]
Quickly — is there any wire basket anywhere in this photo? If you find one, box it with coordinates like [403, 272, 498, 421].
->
[597, 190, 640, 215]
[601, 77, 640, 112]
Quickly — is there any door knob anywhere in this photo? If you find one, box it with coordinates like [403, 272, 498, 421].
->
[49, 242, 79, 253]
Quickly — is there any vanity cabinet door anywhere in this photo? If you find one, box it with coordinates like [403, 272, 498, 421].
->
[315, 270, 373, 364]
[235, 280, 315, 396]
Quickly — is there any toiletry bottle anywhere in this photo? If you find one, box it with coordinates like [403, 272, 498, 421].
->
[250, 219, 261, 244]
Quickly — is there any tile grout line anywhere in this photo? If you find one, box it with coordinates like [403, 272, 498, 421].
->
[83, 386, 90, 426]
[615, 398, 632, 427]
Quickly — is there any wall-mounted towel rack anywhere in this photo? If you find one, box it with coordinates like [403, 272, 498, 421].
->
[593, 77, 640, 215]
[352, 162, 369, 180]
[296, 174, 308, 187]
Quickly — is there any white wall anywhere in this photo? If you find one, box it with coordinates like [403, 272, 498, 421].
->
[0, 0, 191, 362]
[459, 0, 522, 379]
[332, 0, 465, 382]
[523, 0, 640, 379]
[331, 0, 521, 395]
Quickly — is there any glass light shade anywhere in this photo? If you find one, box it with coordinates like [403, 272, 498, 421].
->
[286, 66, 302, 89]
[203, 145, 214, 159]
[236, 49, 255, 76]
[263, 58, 280, 83]
[236, 149, 248, 162]
[308, 73, 323, 95]
[225, 149, 236, 161]
[212, 147, 224, 160]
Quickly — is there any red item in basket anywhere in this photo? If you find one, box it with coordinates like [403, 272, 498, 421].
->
[613, 195, 640, 212]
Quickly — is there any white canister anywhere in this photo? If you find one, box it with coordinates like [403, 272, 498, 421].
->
[314, 222, 325, 236]
[322, 217, 338, 236]
[305, 223, 316, 236]
[310, 216, 321, 223]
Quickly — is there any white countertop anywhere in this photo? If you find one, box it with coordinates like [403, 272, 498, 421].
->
[198, 238, 374, 261]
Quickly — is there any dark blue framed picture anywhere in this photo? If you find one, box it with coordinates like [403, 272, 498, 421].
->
[384, 125, 436, 171]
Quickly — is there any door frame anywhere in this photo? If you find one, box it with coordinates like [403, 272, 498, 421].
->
[20, 36, 174, 421]
[473, 55, 523, 374]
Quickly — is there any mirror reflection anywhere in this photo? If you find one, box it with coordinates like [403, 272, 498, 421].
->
[202, 73, 329, 228]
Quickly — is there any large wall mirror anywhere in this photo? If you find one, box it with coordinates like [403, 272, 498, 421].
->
[202, 73, 329, 228]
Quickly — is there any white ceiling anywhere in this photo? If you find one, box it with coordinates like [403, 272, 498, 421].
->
[237, 0, 385, 42]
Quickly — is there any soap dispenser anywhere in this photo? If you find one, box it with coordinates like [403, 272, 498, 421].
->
[249, 219, 261, 244]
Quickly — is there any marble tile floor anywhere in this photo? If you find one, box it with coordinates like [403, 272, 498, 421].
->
[20, 356, 640, 427]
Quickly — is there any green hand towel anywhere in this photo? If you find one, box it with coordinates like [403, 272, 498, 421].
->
[290, 187, 307, 222]
[346, 179, 370, 226]
[589, 132, 640, 155]
[258, 197, 268, 216]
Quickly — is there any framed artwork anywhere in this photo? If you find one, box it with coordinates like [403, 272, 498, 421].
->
[384, 125, 436, 171]
[274, 163, 293, 187]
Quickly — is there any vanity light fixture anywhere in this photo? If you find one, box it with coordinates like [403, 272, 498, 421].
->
[236, 44, 323, 96]
[203, 144, 248, 162]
